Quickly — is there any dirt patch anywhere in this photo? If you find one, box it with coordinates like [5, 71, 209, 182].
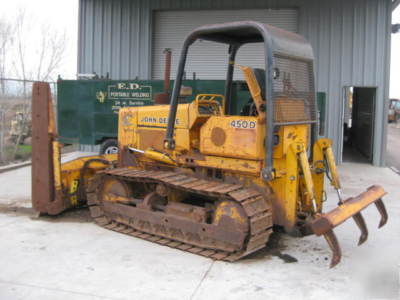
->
[0, 203, 92, 223]
[0, 205, 36, 216]
[243, 231, 298, 263]
[35, 208, 92, 223]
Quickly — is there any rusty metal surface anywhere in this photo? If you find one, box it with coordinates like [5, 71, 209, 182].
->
[118, 146, 139, 168]
[323, 229, 342, 268]
[310, 185, 388, 268]
[86, 169, 273, 261]
[31, 82, 53, 213]
[137, 129, 165, 151]
[352, 212, 368, 246]
[165, 202, 207, 223]
[210, 127, 226, 146]
[310, 185, 387, 236]
[154, 48, 172, 105]
[31, 82, 69, 215]
[375, 198, 388, 228]
[184, 21, 314, 60]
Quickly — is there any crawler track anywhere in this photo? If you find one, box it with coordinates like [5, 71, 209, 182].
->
[87, 168, 273, 261]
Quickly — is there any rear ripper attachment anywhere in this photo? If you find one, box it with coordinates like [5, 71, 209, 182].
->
[308, 139, 388, 268]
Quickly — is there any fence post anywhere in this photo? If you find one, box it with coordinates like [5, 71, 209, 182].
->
[0, 78, 56, 165]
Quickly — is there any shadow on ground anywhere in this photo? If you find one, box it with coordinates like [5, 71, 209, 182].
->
[0, 201, 301, 264]
[0, 204, 92, 223]
[243, 231, 298, 264]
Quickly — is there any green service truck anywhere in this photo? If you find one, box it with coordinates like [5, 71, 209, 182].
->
[57, 79, 254, 154]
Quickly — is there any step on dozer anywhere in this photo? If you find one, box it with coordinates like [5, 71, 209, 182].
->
[31, 21, 388, 268]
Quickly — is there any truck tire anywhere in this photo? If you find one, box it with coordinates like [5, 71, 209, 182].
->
[100, 139, 118, 154]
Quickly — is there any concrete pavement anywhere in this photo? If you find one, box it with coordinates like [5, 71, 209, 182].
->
[387, 123, 400, 174]
[0, 162, 399, 300]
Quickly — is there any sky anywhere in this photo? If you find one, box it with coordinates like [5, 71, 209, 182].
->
[0, 0, 78, 79]
[0, 0, 399, 96]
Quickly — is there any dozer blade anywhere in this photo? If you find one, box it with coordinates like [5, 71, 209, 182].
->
[31, 82, 65, 215]
[310, 185, 388, 268]
[32, 82, 116, 215]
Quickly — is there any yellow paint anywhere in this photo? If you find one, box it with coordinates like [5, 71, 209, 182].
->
[69, 179, 79, 206]
[214, 201, 246, 225]
[325, 145, 341, 190]
[297, 144, 317, 212]
[143, 149, 176, 165]
[59, 154, 117, 207]
[238, 65, 266, 120]
[136, 104, 190, 129]
[317, 186, 385, 227]
[273, 125, 308, 158]
[177, 154, 262, 175]
[55, 91, 345, 234]
[281, 144, 300, 231]
[200, 116, 263, 160]
[312, 139, 329, 210]
[48, 94, 56, 135]
[115, 84, 348, 233]
[52, 141, 62, 192]
[195, 94, 225, 114]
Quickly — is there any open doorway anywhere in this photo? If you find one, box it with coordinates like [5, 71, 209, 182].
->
[342, 87, 376, 163]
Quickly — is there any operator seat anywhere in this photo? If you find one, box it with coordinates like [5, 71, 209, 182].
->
[240, 68, 266, 116]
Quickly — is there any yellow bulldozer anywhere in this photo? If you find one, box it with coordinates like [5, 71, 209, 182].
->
[31, 21, 387, 268]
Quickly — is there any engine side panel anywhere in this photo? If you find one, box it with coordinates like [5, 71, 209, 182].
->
[200, 116, 264, 160]
[118, 104, 191, 153]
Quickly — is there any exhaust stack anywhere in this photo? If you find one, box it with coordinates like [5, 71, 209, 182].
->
[154, 48, 172, 104]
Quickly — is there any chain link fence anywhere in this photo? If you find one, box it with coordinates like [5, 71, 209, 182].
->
[0, 78, 57, 166]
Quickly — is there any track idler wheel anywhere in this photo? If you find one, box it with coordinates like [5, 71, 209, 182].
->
[101, 177, 132, 204]
[213, 200, 249, 237]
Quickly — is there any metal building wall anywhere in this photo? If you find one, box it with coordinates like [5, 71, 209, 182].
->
[151, 9, 298, 80]
[78, 0, 392, 166]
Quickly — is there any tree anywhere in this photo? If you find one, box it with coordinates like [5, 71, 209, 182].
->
[0, 9, 68, 161]
[8, 9, 68, 82]
[36, 25, 67, 82]
[0, 19, 13, 94]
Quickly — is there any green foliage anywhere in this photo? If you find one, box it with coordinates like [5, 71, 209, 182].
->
[3, 144, 31, 162]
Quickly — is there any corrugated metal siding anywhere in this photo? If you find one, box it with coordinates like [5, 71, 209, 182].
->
[152, 9, 298, 80]
[78, 0, 392, 166]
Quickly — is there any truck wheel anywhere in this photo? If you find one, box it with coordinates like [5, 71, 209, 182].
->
[100, 139, 118, 154]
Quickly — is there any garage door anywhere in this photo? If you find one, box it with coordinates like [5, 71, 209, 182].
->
[152, 9, 298, 80]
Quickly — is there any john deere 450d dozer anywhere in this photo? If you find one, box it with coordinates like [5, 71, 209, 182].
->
[32, 21, 388, 267]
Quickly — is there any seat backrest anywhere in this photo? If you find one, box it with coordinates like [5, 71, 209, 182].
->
[252, 68, 266, 100]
